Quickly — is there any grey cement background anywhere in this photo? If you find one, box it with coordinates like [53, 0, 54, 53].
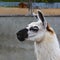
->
[0, 16, 60, 60]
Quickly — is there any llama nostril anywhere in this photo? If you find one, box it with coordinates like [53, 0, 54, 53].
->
[16, 32, 18, 35]
[17, 35, 20, 38]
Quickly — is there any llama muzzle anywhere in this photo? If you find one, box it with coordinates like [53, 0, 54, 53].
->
[16, 28, 28, 41]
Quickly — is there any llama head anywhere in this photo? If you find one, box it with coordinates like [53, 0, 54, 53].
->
[16, 10, 47, 42]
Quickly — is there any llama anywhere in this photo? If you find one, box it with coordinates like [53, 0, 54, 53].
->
[16, 10, 60, 60]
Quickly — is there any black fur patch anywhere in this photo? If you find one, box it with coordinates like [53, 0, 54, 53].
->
[30, 26, 39, 32]
[16, 28, 28, 41]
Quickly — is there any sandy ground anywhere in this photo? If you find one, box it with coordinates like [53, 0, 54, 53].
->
[0, 7, 60, 16]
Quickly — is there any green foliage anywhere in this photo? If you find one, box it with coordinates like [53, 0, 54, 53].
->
[36, 0, 48, 2]
[0, 0, 34, 2]
[0, 0, 60, 2]
[0, 0, 22, 2]
[36, 0, 60, 2]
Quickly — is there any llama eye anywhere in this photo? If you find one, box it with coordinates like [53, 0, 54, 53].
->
[30, 26, 39, 32]
[35, 16, 38, 19]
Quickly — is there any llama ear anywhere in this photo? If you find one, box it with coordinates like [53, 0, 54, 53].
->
[38, 10, 47, 28]
[38, 11, 44, 25]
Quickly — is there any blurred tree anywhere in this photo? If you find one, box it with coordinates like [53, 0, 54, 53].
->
[36, 0, 48, 2]
[47, 0, 54, 2]
[0, 0, 60, 2]
[36, 0, 60, 2]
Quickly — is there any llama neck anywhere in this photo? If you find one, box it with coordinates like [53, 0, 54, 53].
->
[34, 32, 60, 60]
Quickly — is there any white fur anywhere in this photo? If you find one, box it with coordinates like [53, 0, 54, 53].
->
[26, 11, 60, 60]
[34, 30, 60, 60]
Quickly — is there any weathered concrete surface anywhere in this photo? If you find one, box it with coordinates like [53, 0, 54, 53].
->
[0, 17, 34, 49]
[0, 17, 60, 60]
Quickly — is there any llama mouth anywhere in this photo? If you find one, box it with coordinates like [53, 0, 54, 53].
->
[29, 35, 36, 37]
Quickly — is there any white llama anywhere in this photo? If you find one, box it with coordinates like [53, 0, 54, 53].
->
[17, 10, 60, 60]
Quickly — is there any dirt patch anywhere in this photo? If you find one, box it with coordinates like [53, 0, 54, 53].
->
[34, 8, 60, 16]
[0, 7, 60, 16]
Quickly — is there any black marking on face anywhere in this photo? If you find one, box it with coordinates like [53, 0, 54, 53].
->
[35, 15, 38, 19]
[30, 26, 39, 32]
[38, 11, 44, 25]
[16, 28, 28, 41]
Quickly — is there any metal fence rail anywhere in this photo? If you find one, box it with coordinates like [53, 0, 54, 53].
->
[0, 2, 60, 8]
[32, 3, 60, 8]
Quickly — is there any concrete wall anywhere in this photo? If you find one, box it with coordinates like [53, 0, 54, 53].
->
[0, 16, 60, 60]
[0, 17, 34, 47]
[0, 17, 36, 60]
